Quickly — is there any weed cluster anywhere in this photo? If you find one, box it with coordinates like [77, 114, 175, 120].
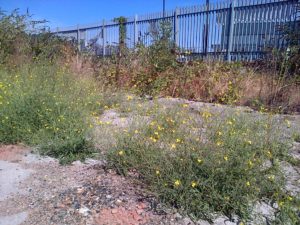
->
[108, 103, 299, 223]
[0, 64, 101, 163]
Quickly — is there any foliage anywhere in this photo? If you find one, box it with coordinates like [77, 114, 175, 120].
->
[0, 9, 72, 67]
[0, 64, 101, 163]
[107, 104, 298, 223]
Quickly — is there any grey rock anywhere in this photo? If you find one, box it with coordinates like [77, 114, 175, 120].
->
[0, 212, 28, 225]
[78, 206, 90, 217]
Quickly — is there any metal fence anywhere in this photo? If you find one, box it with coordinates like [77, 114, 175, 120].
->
[54, 0, 299, 61]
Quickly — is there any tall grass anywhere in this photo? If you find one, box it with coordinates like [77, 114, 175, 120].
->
[0, 63, 101, 163]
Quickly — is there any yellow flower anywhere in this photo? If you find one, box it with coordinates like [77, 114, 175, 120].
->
[197, 159, 203, 164]
[155, 170, 160, 175]
[157, 125, 163, 131]
[224, 196, 230, 201]
[279, 201, 284, 207]
[287, 196, 293, 201]
[191, 181, 197, 188]
[174, 180, 181, 187]
[268, 175, 275, 181]
[248, 160, 253, 167]
[246, 181, 251, 186]
[224, 156, 228, 161]
[171, 144, 176, 149]
[285, 119, 291, 128]
[118, 150, 124, 156]
[127, 95, 133, 101]
[202, 111, 212, 119]
[217, 131, 222, 136]
[150, 137, 157, 143]
[176, 138, 182, 143]
[227, 120, 233, 125]
[216, 141, 223, 146]
[134, 130, 139, 134]
[182, 104, 189, 108]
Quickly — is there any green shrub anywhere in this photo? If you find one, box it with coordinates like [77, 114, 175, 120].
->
[0, 63, 100, 163]
[108, 105, 298, 223]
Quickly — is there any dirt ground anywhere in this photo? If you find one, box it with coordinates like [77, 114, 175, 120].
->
[0, 145, 198, 225]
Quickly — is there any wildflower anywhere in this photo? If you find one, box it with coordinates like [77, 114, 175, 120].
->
[268, 175, 275, 181]
[134, 130, 139, 134]
[247, 140, 252, 145]
[197, 159, 203, 164]
[150, 121, 156, 126]
[174, 180, 181, 187]
[202, 111, 212, 119]
[217, 131, 222, 136]
[248, 160, 253, 167]
[227, 120, 233, 125]
[216, 141, 223, 146]
[176, 138, 182, 143]
[224, 156, 228, 161]
[279, 201, 284, 207]
[246, 181, 251, 186]
[191, 181, 197, 188]
[182, 104, 189, 108]
[287, 196, 293, 201]
[224, 196, 230, 201]
[285, 119, 291, 128]
[127, 95, 133, 101]
[171, 144, 176, 149]
[155, 170, 160, 176]
[118, 150, 124, 156]
[157, 125, 163, 131]
[150, 137, 157, 143]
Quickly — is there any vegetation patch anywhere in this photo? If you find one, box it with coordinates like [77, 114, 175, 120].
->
[108, 104, 299, 223]
[0, 64, 101, 163]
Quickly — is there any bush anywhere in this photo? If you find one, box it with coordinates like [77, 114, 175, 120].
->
[108, 104, 298, 223]
[0, 63, 101, 163]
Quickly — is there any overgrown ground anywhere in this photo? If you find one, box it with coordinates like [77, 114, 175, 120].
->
[1, 95, 299, 225]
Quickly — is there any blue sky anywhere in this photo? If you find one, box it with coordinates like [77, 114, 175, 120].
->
[0, 0, 209, 29]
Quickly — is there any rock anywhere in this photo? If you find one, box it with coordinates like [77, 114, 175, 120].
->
[281, 161, 300, 196]
[111, 208, 118, 214]
[136, 209, 144, 215]
[115, 199, 123, 206]
[213, 216, 235, 225]
[72, 160, 83, 166]
[181, 217, 194, 225]
[106, 194, 112, 199]
[175, 213, 183, 220]
[78, 206, 90, 217]
[196, 219, 210, 225]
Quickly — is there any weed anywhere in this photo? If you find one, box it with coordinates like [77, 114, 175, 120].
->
[108, 103, 298, 223]
[0, 64, 101, 163]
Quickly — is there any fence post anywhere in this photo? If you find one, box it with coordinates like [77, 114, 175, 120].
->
[174, 8, 179, 47]
[77, 24, 80, 52]
[134, 15, 138, 47]
[102, 20, 106, 57]
[227, 0, 235, 62]
[204, 0, 210, 57]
